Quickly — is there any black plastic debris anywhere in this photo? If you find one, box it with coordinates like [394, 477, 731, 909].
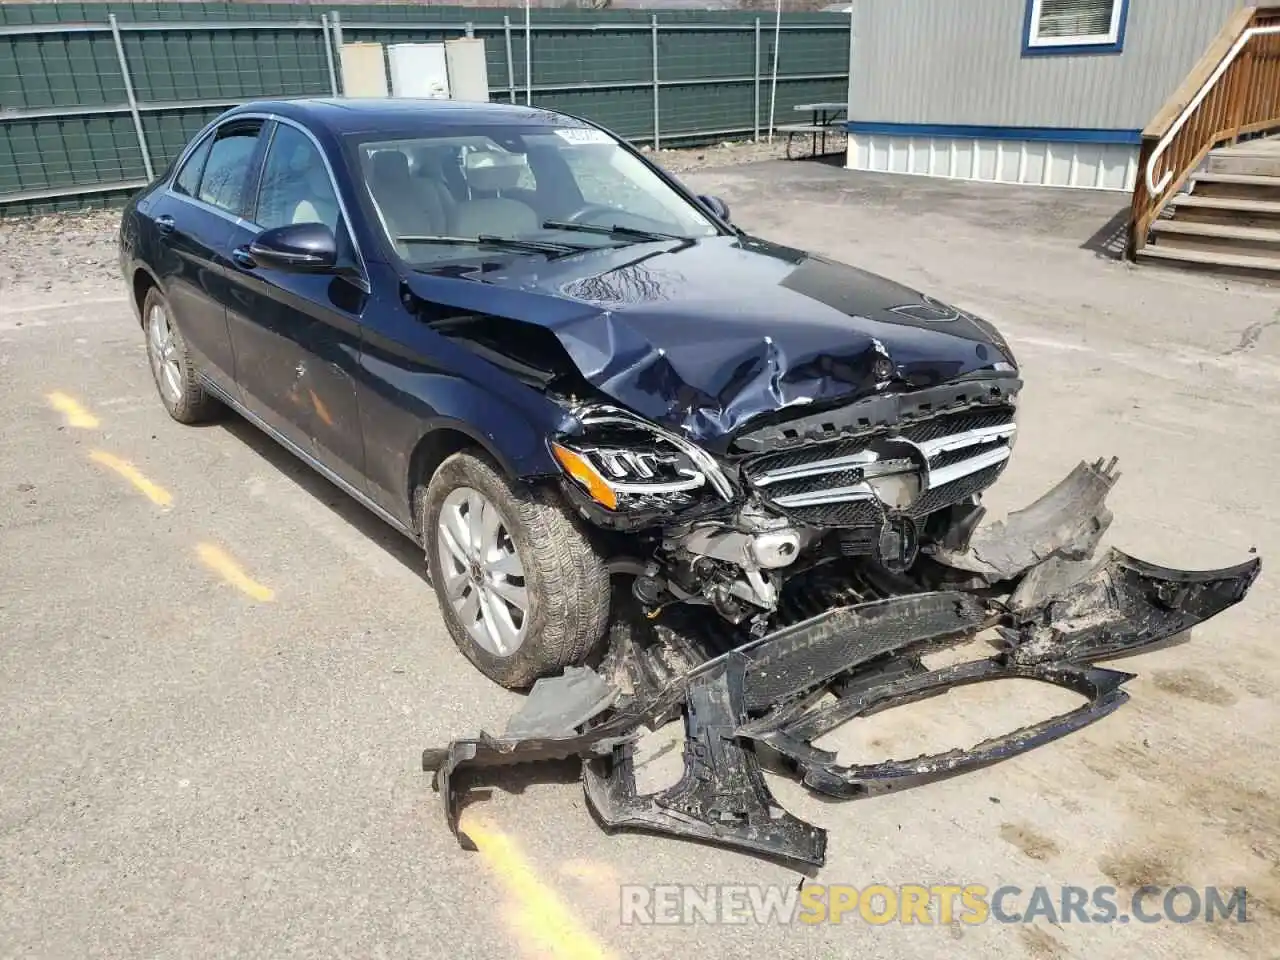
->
[1005, 547, 1263, 664]
[421, 457, 1262, 867]
[584, 657, 828, 868]
[504, 665, 620, 739]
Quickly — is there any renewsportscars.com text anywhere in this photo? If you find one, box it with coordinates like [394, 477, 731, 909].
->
[620, 883, 1251, 926]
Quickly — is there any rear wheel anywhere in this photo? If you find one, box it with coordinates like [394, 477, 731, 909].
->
[142, 287, 220, 424]
[418, 450, 611, 689]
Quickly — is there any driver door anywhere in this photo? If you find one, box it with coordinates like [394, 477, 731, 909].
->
[223, 119, 369, 488]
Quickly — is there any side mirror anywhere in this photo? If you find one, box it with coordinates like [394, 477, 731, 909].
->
[698, 194, 731, 223]
[248, 222, 337, 273]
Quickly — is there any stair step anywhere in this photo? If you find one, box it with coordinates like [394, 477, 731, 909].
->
[1169, 194, 1280, 215]
[1206, 151, 1280, 177]
[1210, 140, 1280, 158]
[1192, 171, 1280, 187]
[1151, 219, 1280, 244]
[1137, 245, 1280, 273]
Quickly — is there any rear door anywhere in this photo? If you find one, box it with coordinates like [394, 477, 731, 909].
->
[144, 129, 245, 393]
[223, 119, 369, 486]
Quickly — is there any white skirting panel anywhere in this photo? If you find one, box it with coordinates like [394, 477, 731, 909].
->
[847, 135, 1138, 192]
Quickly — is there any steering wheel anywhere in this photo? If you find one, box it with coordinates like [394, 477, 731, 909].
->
[563, 202, 622, 225]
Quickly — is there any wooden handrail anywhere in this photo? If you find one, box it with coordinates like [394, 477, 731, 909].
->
[1127, 5, 1280, 259]
[1147, 24, 1280, 196]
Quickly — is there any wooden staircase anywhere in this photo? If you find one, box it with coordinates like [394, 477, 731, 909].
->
[1128, 4, 1280, 276]
[1138, 136, 1280, 275]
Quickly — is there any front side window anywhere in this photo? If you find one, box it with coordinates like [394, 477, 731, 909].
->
[255, 123, 342, 233]
[196, 124, 262, 216]
[1025, 0, 1126, 52]
[351, 123, 720, 265]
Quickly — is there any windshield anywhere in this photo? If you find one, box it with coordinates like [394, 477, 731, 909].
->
[350, 123, 721, 264]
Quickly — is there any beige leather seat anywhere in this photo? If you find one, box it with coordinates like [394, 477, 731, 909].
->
[450, 150, 538, 237]
[290, 164, 340, 231]
[367, 150, 449, 242]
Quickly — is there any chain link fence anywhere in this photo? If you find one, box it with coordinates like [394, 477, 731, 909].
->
[0, 3, 850, 214]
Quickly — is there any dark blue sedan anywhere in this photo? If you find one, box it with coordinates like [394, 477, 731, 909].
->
[118, 97, 1020, 688]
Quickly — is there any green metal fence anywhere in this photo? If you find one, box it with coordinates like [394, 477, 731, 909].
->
[0, 3, 850, 214]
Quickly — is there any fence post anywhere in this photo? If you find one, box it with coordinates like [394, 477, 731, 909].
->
[651, 14, 660, 149]
[768, 2, 782, 142]
[754, 18, 761, 142]
[321, 14, 339, 96]
[108, 14, 154, 181]
[525, 3, 532, 105]
[503, 16, 516, 103]
[331, 11, 346, 94]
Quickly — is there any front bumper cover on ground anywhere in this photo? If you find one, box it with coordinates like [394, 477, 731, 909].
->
[421, 457, 1261, 867]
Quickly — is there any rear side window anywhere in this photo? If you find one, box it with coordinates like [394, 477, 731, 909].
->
[172, 135, 212, 197]
[196, 125, 263, 216]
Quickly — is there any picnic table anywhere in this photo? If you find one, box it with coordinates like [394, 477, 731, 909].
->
[775, 102, 848, 159]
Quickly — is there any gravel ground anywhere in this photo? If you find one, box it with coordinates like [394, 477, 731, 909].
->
[644, 135, 803, 173]
[0, 209, 123, 309]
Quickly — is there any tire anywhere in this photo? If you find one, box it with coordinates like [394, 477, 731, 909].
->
[417, 450, 611, 689]
[142, 286, 220, 424]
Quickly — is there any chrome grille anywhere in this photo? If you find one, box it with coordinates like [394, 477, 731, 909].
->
[744, 404, 1016, 527]
[897, 409, 1014, 444]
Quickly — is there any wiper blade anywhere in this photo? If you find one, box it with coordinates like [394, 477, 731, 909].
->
[394, 234, 588, 255]
[541, 219, 689, 243]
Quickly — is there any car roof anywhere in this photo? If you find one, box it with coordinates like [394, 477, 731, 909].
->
[224, 97, 595, 137]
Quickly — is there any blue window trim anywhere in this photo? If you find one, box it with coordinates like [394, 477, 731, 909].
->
[1021, 0, 1130, 57]
[845, 121, 1142, 146]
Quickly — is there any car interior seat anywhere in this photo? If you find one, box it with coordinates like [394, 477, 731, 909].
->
[367, 150, 447, 245]
[412, 145, 468, 210]
[450, 150, 538, 237]
[289, 162, 341, 233]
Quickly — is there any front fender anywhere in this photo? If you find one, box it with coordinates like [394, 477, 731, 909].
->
[356, 345, 570, 526]
[413, 388, 560, 481]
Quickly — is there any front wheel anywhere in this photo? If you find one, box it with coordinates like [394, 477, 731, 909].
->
[418, 450, 611, 689]
[142, 286, 220, 424]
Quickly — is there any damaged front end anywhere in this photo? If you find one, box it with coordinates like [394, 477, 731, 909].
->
[546, 372, 1024, 634]
[423, 456, 1261, 867]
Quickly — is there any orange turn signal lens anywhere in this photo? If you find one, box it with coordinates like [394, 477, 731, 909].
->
[551, 443, 618, 510]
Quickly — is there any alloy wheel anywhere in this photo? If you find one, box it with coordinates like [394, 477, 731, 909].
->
[435, 486, 531, 657]
[147, 303, 183, 404]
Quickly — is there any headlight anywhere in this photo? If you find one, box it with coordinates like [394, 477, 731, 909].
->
[552, 406, 733, 511]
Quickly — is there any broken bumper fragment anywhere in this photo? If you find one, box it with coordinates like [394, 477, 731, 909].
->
[584, 658, 829, 868]
[422, 457, 1261, 866]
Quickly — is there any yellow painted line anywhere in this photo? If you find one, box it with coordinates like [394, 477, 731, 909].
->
[89, 450, 173, 507]
[47, 391, 100, 428]
[195, 543, 276, 602]
[461, 813, 614, 960]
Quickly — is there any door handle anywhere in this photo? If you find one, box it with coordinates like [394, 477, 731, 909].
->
[155, 214, 175, 236]
[231, 246, 257, 270]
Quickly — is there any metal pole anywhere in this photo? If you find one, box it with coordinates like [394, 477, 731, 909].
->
[753, 17, 761, 142]
[321, 14, 339, 96]
[464, 21, 474, 40]
[109, 14, 154, 181]
[504, 15, 516, 103]
[524, 0, 532, 105]
[651, 15, 660, 150]
[767, 0, 781, 142]
[331, 11, 345, 94]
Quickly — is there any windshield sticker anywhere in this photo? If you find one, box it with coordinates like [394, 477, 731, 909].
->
[554, 127, 614, 145]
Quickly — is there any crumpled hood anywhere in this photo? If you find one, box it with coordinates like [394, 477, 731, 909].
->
[406, 235, 1016, 442]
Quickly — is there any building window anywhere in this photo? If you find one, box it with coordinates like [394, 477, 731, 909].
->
[1023, 0, 1129, 56]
